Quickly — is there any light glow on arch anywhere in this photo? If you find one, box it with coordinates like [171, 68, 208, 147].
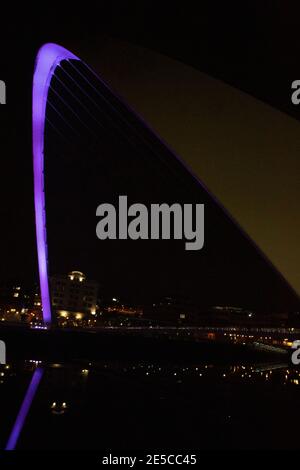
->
[32, 43, 80, 325]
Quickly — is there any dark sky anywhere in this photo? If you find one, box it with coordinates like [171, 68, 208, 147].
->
[0, 3, 299, 310]
[78, 36, 300, 297]
[42, 58, 294, 312]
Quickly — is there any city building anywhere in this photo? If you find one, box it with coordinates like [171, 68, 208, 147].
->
[0, 282, 42, 323]
[50, 271, 99, 322]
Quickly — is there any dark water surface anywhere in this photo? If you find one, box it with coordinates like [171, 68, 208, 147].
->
[1, 359, 300, 450]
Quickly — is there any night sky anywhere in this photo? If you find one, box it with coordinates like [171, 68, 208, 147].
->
[0, 3, 299, 311]
[78, 36, 300, 298]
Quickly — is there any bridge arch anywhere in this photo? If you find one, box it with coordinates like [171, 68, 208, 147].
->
[32, 43, 80, 325]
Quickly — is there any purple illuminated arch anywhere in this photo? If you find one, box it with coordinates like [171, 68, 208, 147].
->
[32, 43, 80, 325]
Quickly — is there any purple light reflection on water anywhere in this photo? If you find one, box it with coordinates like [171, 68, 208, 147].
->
[5, 367, 44, 450]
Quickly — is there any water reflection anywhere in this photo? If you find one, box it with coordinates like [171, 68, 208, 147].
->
[5, 367, 43, 450]
[1, 359, 300, 450]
